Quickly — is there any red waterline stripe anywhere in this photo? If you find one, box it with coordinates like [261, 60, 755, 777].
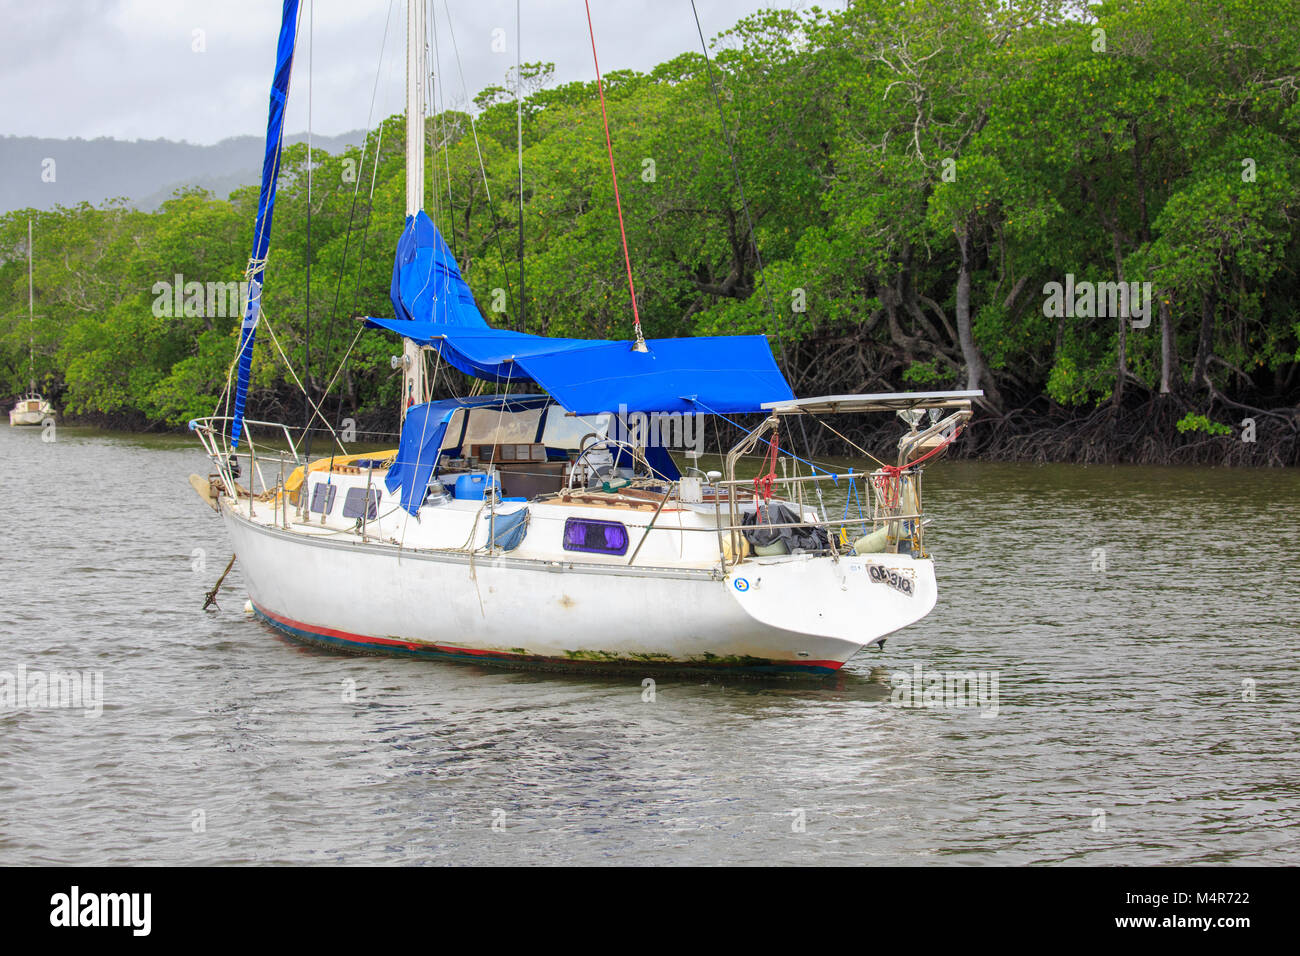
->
[251, 603, 843, 671]
[255, 604, 521, 660]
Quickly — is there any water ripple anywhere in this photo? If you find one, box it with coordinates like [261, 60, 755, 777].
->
[1, 431, 1296, 863]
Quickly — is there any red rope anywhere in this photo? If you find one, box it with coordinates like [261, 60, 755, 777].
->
[874, 425, 965, 505]
[584, 0, 643, 346]
[753, 429, 780, 501]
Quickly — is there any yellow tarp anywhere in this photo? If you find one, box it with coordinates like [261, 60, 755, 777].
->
[285, 449, 399, 493]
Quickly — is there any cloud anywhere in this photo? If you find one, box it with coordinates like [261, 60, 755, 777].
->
[0, 0, 784, 145]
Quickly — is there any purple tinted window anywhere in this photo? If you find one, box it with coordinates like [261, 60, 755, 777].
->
[310, 482, 337, 514]
[563, 517, 629, 555]
[342, 486, 380, 520]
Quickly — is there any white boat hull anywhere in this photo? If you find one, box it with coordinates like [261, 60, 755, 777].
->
[9, 401, 50, 426]
[221, 503, 937, 676]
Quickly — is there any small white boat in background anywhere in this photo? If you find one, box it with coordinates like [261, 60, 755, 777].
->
[9, 392, 54, 427]
[10, 218, 56, 428]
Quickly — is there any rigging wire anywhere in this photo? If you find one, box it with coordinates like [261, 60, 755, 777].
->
[516, 0, 525, 332]
[583, 0, 645, 351]
[324, 4, 400, 454]
[317, 0, 395, 407]
[689, 0, 788, 373]
[259, 308, 346, 454]
[303, 0, 314, 459]
[317, 0, 398, 482]
[431, 4, 456, 257]
[691, 400, 842, 476]
[221, 0, 305, 445]
[225, 1, 390, 472]
[810, 412, 887, 469]
[443, 0, 515, 321]
[690, 1, 833, 507]
[426, 0, 447, 251]
[26, 217, 34, 391]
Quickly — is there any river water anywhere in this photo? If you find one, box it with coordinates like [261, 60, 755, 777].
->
[1, 424, 1296, 865]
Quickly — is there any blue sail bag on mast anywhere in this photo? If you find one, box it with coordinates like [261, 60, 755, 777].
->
[230, 0, 301, 449]
[389, 210, 489, 328]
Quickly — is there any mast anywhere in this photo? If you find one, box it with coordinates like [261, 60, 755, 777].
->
[27, 217, 34, 393]
[401, 0, 427, 419]
[228, 0, 301, 452]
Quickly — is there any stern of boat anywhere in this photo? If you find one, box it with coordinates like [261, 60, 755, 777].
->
[724, 552, 937, 653]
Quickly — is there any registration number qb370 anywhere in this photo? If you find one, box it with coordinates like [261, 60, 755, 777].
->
[866, 564, 915, 597]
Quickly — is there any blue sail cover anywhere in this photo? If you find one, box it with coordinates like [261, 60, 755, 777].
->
[230, 0, 299, 449]
[364, 317, 792, 415]
[390, 211, 489, 328]
[369, 211, 792, 415]
[374, 208, 790, 509]
[514, 335, 790, 415]
[386, 394, 549, 514]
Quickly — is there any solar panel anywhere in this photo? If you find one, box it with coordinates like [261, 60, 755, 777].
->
[761, 390, 983, 415]
[342, 486, 380, 520]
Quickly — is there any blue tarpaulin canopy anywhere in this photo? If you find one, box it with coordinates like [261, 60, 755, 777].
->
[364, 318, 791, 415]
[374, 211, 792, 513]
[512, 335, 789, 416]
[364, 320, 597, 381]
[367, 210, 794, 416]
[385, 393, 683, 515]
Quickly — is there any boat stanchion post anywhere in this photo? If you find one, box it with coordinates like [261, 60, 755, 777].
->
[487, 464, 496, 552]
[299, 455, 309, 521]
[627, 483, 673, 567]
[362, 465, 373, 541]
[279, 454, 289, 529]
[714, 493, 727, 574]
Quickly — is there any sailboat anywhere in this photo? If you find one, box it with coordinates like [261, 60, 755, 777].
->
[188, 0, 979, 676]
[9, 218, 56, 427]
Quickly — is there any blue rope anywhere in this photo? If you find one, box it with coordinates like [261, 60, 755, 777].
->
[841, 468, 867, 535]
[690, 401, 837, 482]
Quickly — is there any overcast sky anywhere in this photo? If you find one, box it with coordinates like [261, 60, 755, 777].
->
[0, 0, 819, 145]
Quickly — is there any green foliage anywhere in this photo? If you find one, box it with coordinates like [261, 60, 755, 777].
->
[1175, 413, 1233, 436]
[2, 0, 1297, 427]
[903, 359, 950, 386]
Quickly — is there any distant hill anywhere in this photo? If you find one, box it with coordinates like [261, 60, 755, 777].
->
[0, 131, 366, 213]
